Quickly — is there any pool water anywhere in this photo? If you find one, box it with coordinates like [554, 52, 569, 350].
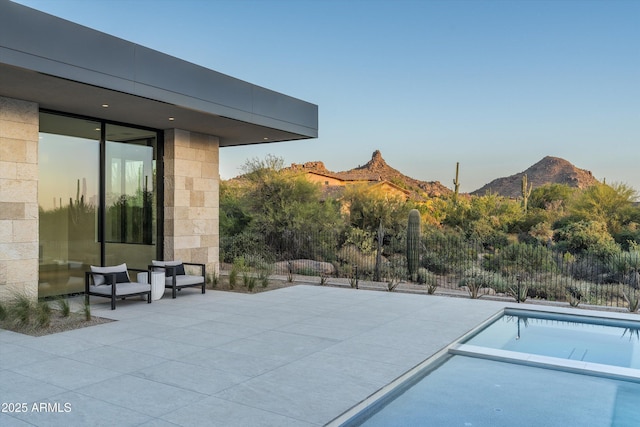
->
[464, 309, 640, 369]
[339, 309, 640, 427]
[358, 356, 640, 427]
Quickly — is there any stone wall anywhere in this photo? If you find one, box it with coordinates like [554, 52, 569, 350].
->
[163, 129, 220, 277]
[0, 96, 39, 300]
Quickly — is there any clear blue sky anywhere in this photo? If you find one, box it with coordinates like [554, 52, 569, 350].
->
[13, 0, 640, 193]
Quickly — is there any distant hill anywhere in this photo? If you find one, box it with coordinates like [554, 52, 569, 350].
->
[471, 156, 599, 198]
[289, 150, 452, 199]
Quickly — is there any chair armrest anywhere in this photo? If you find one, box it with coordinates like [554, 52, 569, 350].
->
[85, 271, 117, 296]
[183, 262, 206, 277]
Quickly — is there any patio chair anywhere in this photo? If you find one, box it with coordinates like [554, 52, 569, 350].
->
[150, 260, 206, 299]
[85, 263, 151, 310]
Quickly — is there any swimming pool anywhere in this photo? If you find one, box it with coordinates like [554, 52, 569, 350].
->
[333, 308, 640, 427]
[462, 308, 640, 369]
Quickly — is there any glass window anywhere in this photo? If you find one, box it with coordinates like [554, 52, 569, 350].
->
[105, 123, 157, 266]
[38, 113, 100, 297]
[38, 113, 159, 297]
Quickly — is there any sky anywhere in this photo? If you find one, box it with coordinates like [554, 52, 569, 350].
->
[13, 0, 640, 193]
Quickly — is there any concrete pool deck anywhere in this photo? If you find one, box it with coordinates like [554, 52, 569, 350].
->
[0, 284, 571, 426]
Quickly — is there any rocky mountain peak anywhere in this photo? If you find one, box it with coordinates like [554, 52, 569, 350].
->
[358, 150, 388, 172]
[471, 156, 598, 198]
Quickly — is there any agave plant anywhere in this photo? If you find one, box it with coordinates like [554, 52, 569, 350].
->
[508, 284, 529, 303]
[623, 291, 639, 313]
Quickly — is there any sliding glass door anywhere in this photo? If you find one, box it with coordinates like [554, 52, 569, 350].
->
[105, 124, 157, 267]
[38, 112, 159, 297]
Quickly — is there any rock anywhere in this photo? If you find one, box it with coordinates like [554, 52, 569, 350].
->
[274, 259, 336, 276]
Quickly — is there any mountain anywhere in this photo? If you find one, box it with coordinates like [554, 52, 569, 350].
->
[290, 150, 452, 199]
[471, 156, 599, 198]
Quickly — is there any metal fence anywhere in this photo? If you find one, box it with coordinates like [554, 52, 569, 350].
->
[221, 230, 640, 308]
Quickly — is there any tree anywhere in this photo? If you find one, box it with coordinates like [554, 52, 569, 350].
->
[219, 180, 251, 237]
[241, 156, 343, 239]
[528, 183, 575, 212]
[553, 220, 619, 257]
[569, 182, 638, 235]
[342, 184, 413, 235]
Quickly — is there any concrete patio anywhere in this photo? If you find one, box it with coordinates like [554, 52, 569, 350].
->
[1, 285, 508, 426]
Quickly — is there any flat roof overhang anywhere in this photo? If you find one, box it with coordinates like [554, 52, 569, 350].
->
[0, 1, 318, 147]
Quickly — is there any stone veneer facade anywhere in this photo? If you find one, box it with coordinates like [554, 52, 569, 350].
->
[0, 96, 221, 302]
[163, 129, 220, 278]
[0, 96, 39, 300]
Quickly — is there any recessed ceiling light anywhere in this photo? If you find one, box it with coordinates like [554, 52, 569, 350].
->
[263, 137, 269, 140]
[168, 117, 175, 121]
[102, 104, 109, 108]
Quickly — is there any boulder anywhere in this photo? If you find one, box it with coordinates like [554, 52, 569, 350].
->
[274, 259, 336, 276]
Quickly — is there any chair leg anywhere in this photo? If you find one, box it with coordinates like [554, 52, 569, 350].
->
[172, 286, 177, 299]
[202, 283, 206, 294]
[111, 297, 116, 310]
[147, 292, 151, 303]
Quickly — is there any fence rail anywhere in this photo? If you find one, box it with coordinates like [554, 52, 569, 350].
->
[221, 230, 640, 309]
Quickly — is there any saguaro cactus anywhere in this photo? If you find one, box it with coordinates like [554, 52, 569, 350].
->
[521, 174, 533, 212]
[407, 209, 421, 280]
[452, 162, 461, 204]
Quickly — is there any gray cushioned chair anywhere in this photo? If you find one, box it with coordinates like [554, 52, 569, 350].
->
[150, 260, 206, 299]
[85, 263, 151, 310]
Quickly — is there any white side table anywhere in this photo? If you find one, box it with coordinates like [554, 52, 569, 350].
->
[138, 271, 166, 301]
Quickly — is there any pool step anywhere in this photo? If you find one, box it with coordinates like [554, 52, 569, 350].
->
[450, 343, 640, 384]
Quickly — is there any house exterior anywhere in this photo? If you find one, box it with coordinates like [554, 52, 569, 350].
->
[289, 162, 410, 200]
[0, 1, 318, 300]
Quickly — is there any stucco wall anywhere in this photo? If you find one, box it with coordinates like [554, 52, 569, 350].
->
[0, 96, 39, 300]
[164, 129, 220, 278]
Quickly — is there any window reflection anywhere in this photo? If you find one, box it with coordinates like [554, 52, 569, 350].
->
[38, 113, 159, 297]
[38, 113, 100, 297]
[105, 124, 157, 267]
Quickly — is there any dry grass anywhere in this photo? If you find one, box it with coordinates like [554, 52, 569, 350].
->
[212, 274, 297, 293]
[0, 308, 112, 337]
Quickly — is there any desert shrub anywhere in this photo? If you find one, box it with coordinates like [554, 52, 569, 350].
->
[607, 251, 640, 288]
[208, 272, 219, 288]
[422, 234, 479, 275]
[623, 290, 640, 312]
[458, 267, 508, 297]
[337, 244, 377, 278]
[483, 243, 557, 276]
[243, 256, 273, 288]
[382, 255, 407, 291]
[242, 272, 257, 292]
[343, 227, 376, 255]
[417, 267, 438, 294]
[36, 301, 51, 328]
[553, 220, 620, 259]
[220, 231, 273, 264]
[11, 294, 33, 326]
[229, 257, 247, 288]
[585, 282, 629, 306]
[526, 280, 565, 301]
[564, 252, 611, 283]
[56, 297, 70, 317]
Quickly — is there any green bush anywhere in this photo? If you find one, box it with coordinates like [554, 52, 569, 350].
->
[458, 267, 508, 297]
[483, 242, 557, 276]
[422, 234, 479, 275]
[553, 220, 620, 259]
[221, 232, 273, 264]
[337, 244, 377, 278]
